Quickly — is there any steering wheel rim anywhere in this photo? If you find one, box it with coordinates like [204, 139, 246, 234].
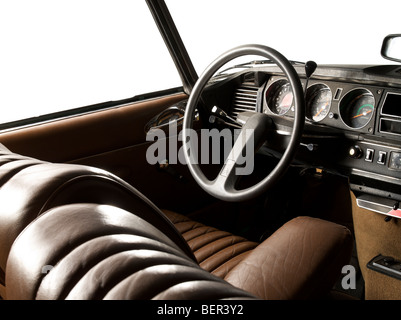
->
[183, 44, 305, 202]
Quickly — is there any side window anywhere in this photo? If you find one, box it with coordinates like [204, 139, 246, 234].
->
[0, 1, 182, 127]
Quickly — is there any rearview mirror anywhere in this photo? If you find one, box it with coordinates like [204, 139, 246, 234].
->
[381, 34, 401, 63]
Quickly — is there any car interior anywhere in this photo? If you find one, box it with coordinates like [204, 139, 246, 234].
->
[1, 0, 401, 301]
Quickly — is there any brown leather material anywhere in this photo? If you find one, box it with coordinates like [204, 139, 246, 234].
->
[224, 216, 353, 300]
[5, 204, 256, 300]
[0, 146, 353, 300]
[0, 151, 195, 285]
[163, 209, 258, 278]
[0, 93, 187, 163]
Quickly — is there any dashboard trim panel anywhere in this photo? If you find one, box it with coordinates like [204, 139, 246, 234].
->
[207, 64, 401, 203]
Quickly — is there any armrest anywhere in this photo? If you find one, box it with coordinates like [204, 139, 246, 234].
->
[224, 216, 353, 299]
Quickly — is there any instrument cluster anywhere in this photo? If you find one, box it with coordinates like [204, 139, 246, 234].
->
[263, 76, 381, 134]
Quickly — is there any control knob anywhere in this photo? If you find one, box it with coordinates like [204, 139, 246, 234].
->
[349, 145, 363, 159]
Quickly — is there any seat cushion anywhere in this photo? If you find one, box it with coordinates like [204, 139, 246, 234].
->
[164, 210, 353, 300]
[224, 216, 353, 299]
[162, 209, 258, 278]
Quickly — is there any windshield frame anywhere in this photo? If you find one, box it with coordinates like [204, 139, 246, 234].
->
[146, 0, 198, 95]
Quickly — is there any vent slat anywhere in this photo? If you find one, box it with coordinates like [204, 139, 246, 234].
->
[235, 91, 257, 96]
[232, 108, 255, 113]
[233, 101, 256, 107]
[236, 89, 258, 94]
[234, 97, 256, 103]
[239, 86, 258, 90]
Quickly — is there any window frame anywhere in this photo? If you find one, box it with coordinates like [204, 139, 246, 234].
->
[145, 0, 198, 95]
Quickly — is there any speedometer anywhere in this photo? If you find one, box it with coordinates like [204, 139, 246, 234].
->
[265, 79, 293, 115]
[306, 84, 332, 122]
[339, 88, 375, 129]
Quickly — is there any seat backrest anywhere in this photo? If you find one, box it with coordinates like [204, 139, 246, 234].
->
[0, 145, 194, 289]
[5, 203, 256, 300]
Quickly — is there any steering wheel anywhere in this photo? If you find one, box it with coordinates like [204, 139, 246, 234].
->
[182, 44, 305, 202]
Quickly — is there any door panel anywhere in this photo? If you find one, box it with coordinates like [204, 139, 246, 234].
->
[0, 93, 187, 162]
[0, 93, 217, 212]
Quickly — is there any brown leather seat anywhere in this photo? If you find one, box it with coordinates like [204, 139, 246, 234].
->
[163, 209, 354, 299]
[0, 143, 353, 300]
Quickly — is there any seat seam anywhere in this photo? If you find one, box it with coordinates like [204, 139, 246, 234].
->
[186, 229, 231, 247]
[173, 221, 210, 234]
[198, 241, 257, 266]
[195, 237, 250, 263]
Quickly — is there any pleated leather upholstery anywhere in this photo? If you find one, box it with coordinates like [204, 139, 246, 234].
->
[0, 145, 194, 288]
[5, 203, 256, 300]
[163, 210, 258, 278]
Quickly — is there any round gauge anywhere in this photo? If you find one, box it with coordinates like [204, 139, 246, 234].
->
[265, 79, 293, 115]
[306, 84, 332, 122]
[339, 88, 375, 129]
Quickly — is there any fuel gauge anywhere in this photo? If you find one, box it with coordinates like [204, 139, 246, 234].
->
[340, 88, 375, 129]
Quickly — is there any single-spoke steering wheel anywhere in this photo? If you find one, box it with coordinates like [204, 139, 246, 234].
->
[183, 44, 305, 202]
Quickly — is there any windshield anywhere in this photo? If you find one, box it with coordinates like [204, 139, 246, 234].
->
[167, 0, 400, 74]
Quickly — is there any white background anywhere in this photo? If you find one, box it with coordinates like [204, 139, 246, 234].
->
[0, 0, 400, 125]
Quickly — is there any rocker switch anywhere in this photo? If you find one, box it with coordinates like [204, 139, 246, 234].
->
[365, 149, 374, 162]
[377, 151, 387, 165]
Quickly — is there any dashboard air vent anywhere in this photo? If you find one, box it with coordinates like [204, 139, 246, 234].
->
[230, 79, 259, 119]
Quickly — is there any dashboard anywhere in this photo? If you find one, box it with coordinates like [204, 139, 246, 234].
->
[204, 63, 401, 213]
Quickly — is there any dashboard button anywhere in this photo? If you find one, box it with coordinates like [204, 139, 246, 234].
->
[365, 148, 374, 162]
[377, 151, 387, 165]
